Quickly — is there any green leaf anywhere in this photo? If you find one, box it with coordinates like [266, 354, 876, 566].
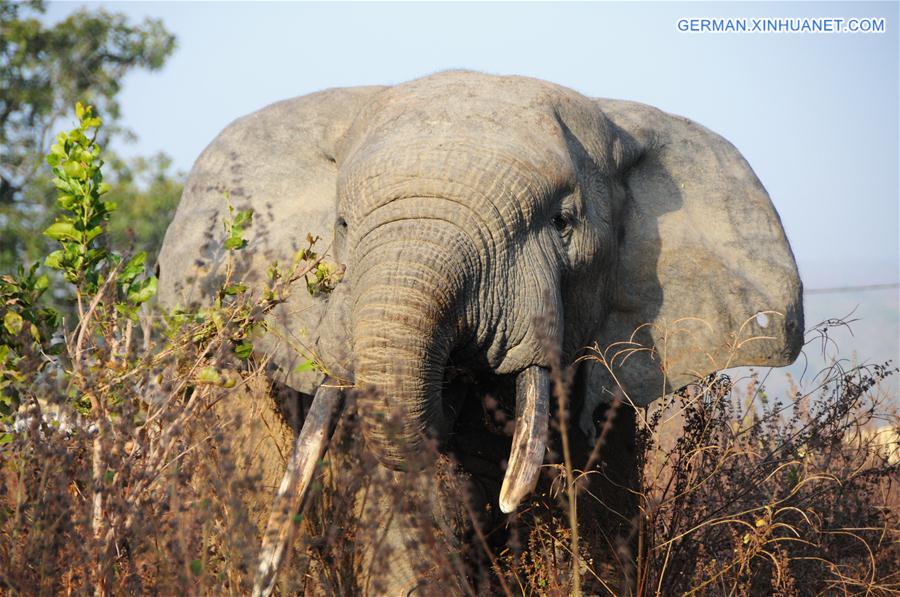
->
[234, 340, 253, 360]
[61, 160, 85, 179]
[222, 284, 247, 296]
[115, 302, 139, 321]
[84, 226, 104, 243]
[294, 359, 318, 373]
[34, 275, 50, 293]
[0, 345, 9, 364]
[196, 367, 223, 385]
[56, 194, 78, 211]
[190, 559, 202, 576]
[232, 209, 253, 228]
[84, 247, 108, 265]
[51, 178, 72, 194]
[0, 433, 12, 446]
[223, 236, 246, 251]
[121, 252, 147, 282]
[3, 311, 24, 336]
[126, 276, 157, 304]
[43, 222, 82, 242]
[44, 250, 64, 270]
[67, 179, 85, 196]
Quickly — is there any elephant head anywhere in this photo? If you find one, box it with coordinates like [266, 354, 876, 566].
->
[157, 71, 803, 593]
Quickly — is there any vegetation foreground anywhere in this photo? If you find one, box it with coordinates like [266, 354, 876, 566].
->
[1, 106, 898, 596]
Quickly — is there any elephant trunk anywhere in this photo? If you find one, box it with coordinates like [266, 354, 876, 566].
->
[351, 219, 468, 466]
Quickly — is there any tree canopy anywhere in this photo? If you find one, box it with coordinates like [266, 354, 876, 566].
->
[0, 0, 180, 270]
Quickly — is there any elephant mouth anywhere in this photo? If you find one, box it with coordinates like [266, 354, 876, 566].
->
[441, 359, 551, 514]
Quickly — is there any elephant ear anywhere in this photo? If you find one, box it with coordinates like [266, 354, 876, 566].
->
[157, 86, 385, 393]
[587, 99, 803, 407]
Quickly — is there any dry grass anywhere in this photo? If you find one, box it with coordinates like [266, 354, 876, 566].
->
[1, 289, 896, 596]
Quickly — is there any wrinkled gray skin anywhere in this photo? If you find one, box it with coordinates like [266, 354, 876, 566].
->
[158, 72, 803, 592]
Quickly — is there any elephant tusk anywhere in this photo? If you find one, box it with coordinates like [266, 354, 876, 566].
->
[253, 380, 344, 597]
[498, 366, 550, 514]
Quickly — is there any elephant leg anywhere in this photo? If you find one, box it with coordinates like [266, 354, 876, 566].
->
[569, 398, 640, 591]
[207, 375, 297, 518]
[206, 375, 316, 591]
[351, 455, 471, 596]
[212, 379, 477, 595]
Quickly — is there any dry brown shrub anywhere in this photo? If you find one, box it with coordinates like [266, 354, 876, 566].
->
[1, 255, 896, 597]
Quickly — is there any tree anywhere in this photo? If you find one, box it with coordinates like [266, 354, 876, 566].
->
[0, 0, 178, 270]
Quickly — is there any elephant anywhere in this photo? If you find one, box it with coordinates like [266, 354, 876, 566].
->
[157, 71, 803, 594]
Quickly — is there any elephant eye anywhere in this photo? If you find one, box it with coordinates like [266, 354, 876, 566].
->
[551, 212, 572, 234]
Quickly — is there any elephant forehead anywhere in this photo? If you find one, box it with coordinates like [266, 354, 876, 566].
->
[340, 72, 593, 169]
[340, 135, 573, 197]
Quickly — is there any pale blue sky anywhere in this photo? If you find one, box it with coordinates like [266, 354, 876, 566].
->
[45, 1, 899, 380]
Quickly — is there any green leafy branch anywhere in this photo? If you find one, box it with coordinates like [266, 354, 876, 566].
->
[0, 263, 60, 432]
[294, 234, 343, 296]
[43, 102, 157, 321]
[44, 102, 114, 294]
[224, 199, 253, 251]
